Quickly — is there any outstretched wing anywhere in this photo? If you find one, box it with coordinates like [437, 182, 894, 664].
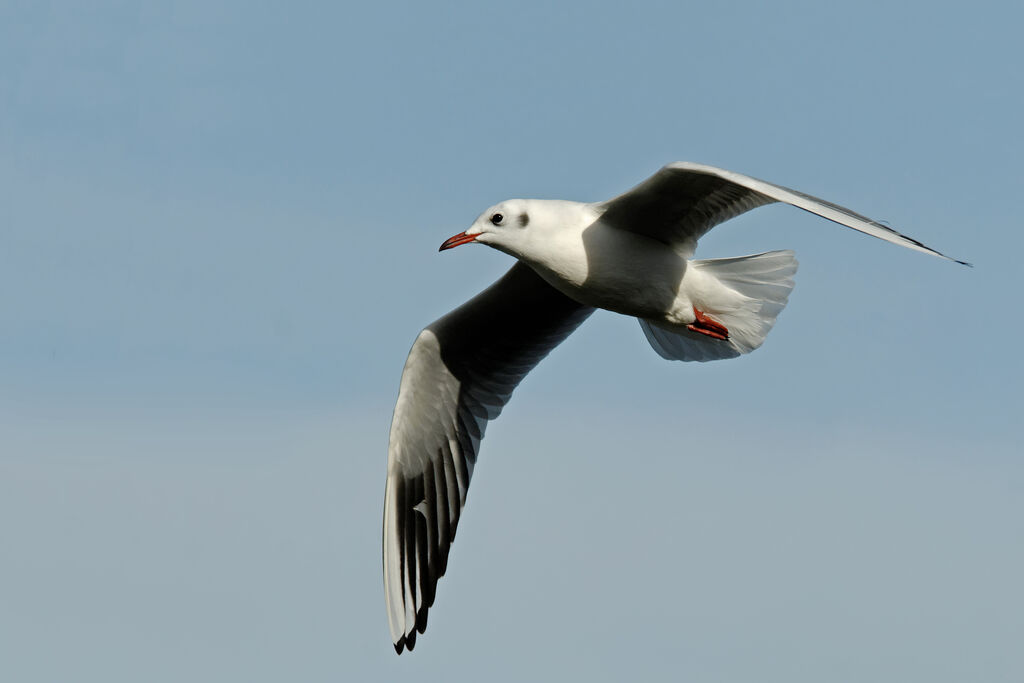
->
[598, 162, 969, 264]
[383, 263, 594, 653]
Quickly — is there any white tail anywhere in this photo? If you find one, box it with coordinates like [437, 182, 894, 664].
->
[639, 250, 798, 362]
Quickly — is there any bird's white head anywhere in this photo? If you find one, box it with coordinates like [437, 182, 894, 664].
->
[439, 199, 534, 256]
[439, 199, 588, 260]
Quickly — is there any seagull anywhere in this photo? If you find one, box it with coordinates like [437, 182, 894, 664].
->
[382, 162, 967, 653]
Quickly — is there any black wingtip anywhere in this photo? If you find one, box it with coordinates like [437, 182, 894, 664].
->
[393, 629, 417, 655]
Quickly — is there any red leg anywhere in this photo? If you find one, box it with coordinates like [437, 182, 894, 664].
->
[687, 307, 729, 340]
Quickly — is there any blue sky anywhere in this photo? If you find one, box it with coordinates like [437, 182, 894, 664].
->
[2, 1, 1022, 681]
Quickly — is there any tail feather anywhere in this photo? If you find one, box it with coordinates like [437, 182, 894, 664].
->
[639, 250, 798, 362]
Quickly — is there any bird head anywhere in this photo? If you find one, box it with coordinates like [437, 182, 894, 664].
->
[439, 200, 536, 256]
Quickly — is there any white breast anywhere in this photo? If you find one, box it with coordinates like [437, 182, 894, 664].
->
[520, 217, 689, 319]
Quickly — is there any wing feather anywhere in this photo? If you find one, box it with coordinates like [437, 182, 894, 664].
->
[599, 162, 968, 264]
[383, 263, 593, 653]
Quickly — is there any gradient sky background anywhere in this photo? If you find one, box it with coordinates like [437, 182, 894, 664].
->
[2, 1, 1022, 681]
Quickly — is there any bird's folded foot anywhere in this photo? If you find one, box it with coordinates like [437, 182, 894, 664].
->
[687, 307, 729, 340]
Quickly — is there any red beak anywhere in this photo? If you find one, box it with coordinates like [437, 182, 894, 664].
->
[439, 231, 478, 251]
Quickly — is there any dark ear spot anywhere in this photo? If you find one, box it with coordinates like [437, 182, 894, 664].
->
[519, 213, 529, 227]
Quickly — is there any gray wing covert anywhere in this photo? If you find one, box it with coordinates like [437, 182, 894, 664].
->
[598, 163, 775, 256]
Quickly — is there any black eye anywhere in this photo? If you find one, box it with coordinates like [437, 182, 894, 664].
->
[490, 213, 503, 225]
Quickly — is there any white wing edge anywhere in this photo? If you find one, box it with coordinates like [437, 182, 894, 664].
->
[383, 471, 404, 646]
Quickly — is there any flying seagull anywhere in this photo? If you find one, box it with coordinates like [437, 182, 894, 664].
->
[382, 162, 967, 653]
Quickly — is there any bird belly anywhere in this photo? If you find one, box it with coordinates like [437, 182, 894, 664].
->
[524, 225, 692, 321]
